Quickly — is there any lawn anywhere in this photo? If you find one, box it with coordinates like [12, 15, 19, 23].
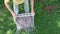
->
[0, 0, 60, 34]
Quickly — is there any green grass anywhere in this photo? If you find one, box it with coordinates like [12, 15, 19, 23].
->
[0, 0, 60, 34]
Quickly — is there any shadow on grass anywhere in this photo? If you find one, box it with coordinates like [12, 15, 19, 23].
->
[34, 8, 60, 34]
